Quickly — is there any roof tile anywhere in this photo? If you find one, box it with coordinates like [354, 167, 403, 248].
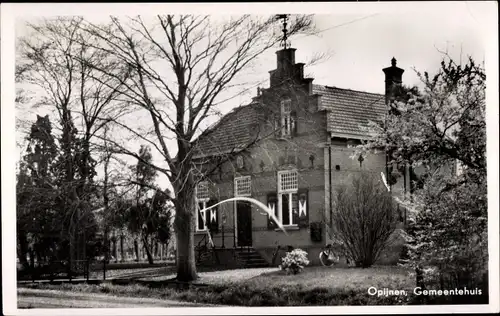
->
[192, 104, 260, 158]
[193, 85, 387, 157]
[313, 84, 386, 137]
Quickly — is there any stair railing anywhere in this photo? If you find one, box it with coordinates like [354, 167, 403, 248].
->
[195, 234, 208, 263]
[196, 213, 217, 264]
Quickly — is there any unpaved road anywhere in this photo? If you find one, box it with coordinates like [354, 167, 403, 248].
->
[17, 288, 209, 308]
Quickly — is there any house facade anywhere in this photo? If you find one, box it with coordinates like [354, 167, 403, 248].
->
[191, 46, 411, 266]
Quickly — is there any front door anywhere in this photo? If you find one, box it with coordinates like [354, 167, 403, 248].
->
[236, 201, 252, 247]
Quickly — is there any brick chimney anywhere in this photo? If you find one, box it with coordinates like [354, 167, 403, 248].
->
[382, 57, 404, 105]
[276, 48, 296, 72]
[270, 48, 306, 87]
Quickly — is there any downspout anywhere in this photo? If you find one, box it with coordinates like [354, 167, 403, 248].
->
[385, 153, 390, 191]
[329, 143, 333, 230]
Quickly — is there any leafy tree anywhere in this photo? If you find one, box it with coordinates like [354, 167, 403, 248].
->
[127, 190, 173, 264]
[331, 173, 399, 268]
[125, 145, 173, 264]
[364, 56, 487, 296]
[133, 145, 157, 203]
[17, 115, 62, 267]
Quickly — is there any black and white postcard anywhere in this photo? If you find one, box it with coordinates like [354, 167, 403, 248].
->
[2, 1, 498, 315]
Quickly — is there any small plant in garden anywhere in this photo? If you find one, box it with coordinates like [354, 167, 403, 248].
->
[280, 248, 310, 275]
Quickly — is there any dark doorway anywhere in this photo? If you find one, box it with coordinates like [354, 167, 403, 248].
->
[236, 201, 252, 247]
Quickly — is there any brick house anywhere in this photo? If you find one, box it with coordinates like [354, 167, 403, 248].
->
[191, 45, 410, 267]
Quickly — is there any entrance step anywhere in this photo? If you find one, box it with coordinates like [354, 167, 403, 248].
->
[195, 247, 270, 268]
[234, 248, 269, 268]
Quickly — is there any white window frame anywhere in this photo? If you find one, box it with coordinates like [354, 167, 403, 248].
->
[195, 181, 210, 232]
[234, 175, 252, 197]
[277, 170, 298, 226]
[280, 99, 294, 137]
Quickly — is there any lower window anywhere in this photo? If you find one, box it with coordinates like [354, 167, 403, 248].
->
[279, 192, 298, 226]
[197, 201, 208, 231]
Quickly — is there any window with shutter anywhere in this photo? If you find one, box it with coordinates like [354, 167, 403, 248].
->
[196, 181, 210, 232]
[267, 193, 278, 229]
[207, 199, 219, 233]
[297, 189, 309, 228]
[197, 202, 207, 231]
[277, 170, 299, 226]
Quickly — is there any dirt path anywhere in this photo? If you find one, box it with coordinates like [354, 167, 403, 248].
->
[17, 288, 210, 308]
[141, 267, 280, 284]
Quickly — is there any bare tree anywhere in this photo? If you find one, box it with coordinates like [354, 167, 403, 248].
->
[66, 14, 313, 281]
[331, 172, 399, 268]
[16, 17, 130, 265]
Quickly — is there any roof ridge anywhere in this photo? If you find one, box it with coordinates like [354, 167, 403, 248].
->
[313, 83, 384, 97]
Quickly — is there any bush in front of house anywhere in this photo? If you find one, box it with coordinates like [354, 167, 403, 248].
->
[330, 173, 399, 268]
[280, 248, 310, 275]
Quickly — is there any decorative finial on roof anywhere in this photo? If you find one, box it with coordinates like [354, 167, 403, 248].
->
[391, 57, 397, 67]
[275, 14, 291, 49]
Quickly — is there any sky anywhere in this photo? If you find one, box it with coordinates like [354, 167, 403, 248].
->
[5, 2, 495, 192]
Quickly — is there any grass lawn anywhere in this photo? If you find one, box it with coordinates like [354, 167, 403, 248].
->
[20, 265, 422, 306]
[246, 266, 414, 291]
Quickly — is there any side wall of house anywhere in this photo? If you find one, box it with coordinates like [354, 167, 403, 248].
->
[325, 140, 410, 265]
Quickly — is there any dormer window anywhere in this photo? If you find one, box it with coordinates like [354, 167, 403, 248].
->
[280, 99, 295, 138]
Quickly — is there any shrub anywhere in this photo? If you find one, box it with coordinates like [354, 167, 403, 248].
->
[330, 173, 399, 267]
[280, 248, 310, 275]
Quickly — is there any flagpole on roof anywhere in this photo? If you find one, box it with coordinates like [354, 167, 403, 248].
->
[275, 14, 290, 49]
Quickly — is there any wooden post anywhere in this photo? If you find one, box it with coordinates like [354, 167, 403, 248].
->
[222, 224, 225, 248]
[69, 262, 72, 282]
[86, 259, 90, 282]
[102, 259, 105, 280]
[30, 249, 35, 283]
[120, 234, 125, 262]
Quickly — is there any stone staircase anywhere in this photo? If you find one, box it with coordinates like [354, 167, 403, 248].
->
[195, 246, 217, 266]
[234, 248, 269, 268]
[195, 246, 269, 268]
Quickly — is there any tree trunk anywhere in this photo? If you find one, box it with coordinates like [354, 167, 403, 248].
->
[112, 239, 118, 263]
[103, 228, 109, 261]
[166, 242, 169, 260]
[142, 235, 154, 264]
[134, 239, 139, 262]
[103, 149, 110, 262]
[120, 234, 125, 262]
[174, 188, 197, 282]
